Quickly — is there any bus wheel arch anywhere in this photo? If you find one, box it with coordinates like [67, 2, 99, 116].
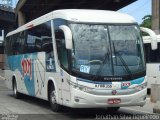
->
[48, 80, 61, 112]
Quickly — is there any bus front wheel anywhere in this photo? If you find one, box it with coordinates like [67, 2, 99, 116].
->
[49, 84, 61, 112]
[13, 80, 21, 99]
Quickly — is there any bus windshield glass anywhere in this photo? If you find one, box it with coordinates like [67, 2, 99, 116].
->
[70, 23, 145, 78]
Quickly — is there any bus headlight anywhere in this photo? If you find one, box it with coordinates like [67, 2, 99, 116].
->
[70, 81, 93, 93]
[78, 85, 92, 93]
[134, 82, 147, 91]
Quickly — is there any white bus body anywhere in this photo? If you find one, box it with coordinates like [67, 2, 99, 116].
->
[143, 35, 160, 89]
[0, 30, 4, 41]
[4, 9, 150, 111]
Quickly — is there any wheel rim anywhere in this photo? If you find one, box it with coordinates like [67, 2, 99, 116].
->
[51, 90, 56, 104]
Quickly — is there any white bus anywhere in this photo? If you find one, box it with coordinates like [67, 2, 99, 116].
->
[4, 9, 156, 112]
[143, 35, 160, 90]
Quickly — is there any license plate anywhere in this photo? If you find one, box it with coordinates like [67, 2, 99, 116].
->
[95, 84, 112, 88]
[107, 98, 121, 104]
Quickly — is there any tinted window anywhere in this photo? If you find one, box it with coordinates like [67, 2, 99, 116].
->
[5, 35, 17, 55]
[25, 21, 52, 53]
[0, 43, 4, 54]
[5, 21, 53, 55]
[144, 43, 160, 63]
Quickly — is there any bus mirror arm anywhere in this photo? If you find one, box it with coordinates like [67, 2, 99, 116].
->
[59, 25, 73, 50]
[140, 27, 157, 50]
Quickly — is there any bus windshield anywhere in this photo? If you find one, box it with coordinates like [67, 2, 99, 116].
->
[70, 23, 145, 79]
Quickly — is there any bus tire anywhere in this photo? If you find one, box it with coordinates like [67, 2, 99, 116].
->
[49, 84, 61, 112]
[13, 79, 21, 99]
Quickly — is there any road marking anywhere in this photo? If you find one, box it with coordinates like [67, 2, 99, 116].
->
[0, 75, 5, 80]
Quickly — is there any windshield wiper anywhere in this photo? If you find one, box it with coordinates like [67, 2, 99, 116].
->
[93, 51, 110, 80]
[116, 53, 133, 78]
[112, 42, 133, 78]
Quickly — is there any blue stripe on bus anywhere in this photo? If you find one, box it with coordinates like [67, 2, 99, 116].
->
[7, 53, 37, 96]
[121, 77, 145, 89]
[131, 77, 144, 84]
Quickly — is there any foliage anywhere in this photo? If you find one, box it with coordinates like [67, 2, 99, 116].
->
[140, 15, 152, 36]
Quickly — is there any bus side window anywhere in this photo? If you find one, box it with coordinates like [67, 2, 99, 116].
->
[12, 42, 19, 55]
[42, 37, 53, 53]
[25, 21, 53, 54]
[12, 34, 21, 55]
[35, 38, 42, 52]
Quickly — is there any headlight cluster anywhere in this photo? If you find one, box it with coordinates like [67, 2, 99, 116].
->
[78, 85, 93, 93]
[70, 82, 93, 93]
[133, 82, 147, 91]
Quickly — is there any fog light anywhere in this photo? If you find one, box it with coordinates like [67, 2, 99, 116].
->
[75, 98, 79, 102]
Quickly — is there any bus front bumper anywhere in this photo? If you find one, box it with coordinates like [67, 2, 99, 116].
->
[69, 87, 147, 108]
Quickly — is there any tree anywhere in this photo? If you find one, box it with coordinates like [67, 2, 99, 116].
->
[140, 15, 152, 36]
[140, 15, 152, 29]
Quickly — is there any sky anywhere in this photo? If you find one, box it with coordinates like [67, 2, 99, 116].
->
[0, 0, 151, 24]
[119, 0, 151, 24]
[0, 0, 18, 7]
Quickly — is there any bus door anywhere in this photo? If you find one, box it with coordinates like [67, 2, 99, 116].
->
[60, 69, 71, 105]
[55, 30, 71, 105]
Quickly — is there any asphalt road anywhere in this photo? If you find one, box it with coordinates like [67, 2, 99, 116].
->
[0, 76, 159, 120]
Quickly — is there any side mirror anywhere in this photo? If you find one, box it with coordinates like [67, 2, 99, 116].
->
[59, 25, 73, 49]
[140, 27, 157, 50]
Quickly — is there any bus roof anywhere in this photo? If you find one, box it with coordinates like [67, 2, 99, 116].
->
[7, 9, 137, 37]
[143, 35, 160, 44]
